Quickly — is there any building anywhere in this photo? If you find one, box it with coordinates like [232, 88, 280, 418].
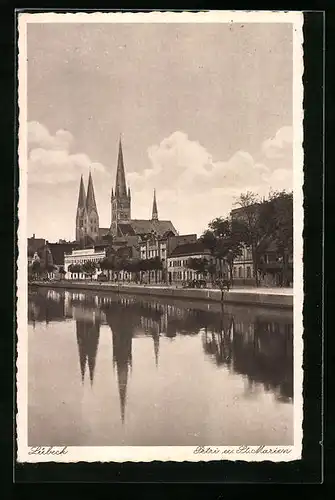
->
[232, 246, 254, 283]
[64, 247, 107, 280]
[110, 139, 178, 238]
[28, 234, 46, 267]
[230, 205, 260, 285]
[139, 233, 198, 283]
[74, 137, 178, 244]
[230, 206, 293, 287]
[75, 171, 100, 243]
[46, 241, 80, 279]
[167, 241, 215, 284]
[258, 239, 293, 287]
[28, 234, 46, 255]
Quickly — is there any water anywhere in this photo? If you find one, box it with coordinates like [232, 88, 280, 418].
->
[28, 286, 293, 446]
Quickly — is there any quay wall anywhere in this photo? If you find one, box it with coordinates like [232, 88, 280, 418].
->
[29, 281, 293, 309]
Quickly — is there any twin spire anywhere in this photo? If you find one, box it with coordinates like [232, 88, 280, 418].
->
[77, 170, 98, 213]
[86, 170, 97, 212]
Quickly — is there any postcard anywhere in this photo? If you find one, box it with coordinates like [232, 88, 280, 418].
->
[17, 10, 304, 463]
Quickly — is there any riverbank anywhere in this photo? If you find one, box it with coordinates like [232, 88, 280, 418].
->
[29, 281, 293, 309]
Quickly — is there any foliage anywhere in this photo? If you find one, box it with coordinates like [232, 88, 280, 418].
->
[68, 263, 83, 274]
[186, 257, 209, 276]
[258, 190, 293, 286]
[259, 190, 293, 254]
[31, 259, 41, 275]
[206, 262, 217, 279]
[82, 260, 97, 278]
[58, 266, 66, 276]
[232, 192, 265, 286]
[200, 217, 244, 282]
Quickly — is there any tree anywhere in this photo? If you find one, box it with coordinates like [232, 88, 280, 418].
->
[82, 260, 97, 280]
[200, 217, 244, 283]
[46, 264, 56, 275]
[124, 258, 141, 283]
[258, 190, 293, 286]
[141, 259, 152, 284]
[232, 192, 266, 286]
[68, 263, 83, 276]
[58, 266, 66, 279]
[206, 262, 217, 283]
[150, 256, 163, 283]
[31, 259, 41, 278]
[186, 257, 209, 278]
[138, 259, 148, 283]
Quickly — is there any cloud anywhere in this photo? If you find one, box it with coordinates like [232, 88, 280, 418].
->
[128, 130, 285, 196]
[126, 130, 293, 236]
[27, 124, 293, 240]
[28, 121, 74, 152]
[261, 126, 293, 160]
[27, 121, 109, 185]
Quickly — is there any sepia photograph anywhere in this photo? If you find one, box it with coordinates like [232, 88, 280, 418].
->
[17, 10, 304, 463]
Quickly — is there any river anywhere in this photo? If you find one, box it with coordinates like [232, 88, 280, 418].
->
[28, 286, 293, 447]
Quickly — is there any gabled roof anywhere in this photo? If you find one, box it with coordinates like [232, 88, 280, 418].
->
[128, 219, 177, 237]
[169, 242, 211, 258]
[118, 223, 136, 237]
[98, 228, 110, 237]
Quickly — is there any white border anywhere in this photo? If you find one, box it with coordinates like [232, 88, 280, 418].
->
[17, 10, 304, 463]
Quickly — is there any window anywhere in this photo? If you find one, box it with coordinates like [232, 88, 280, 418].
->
[247, 267, 251, 278]
[238, 266, 242, 278]
[233, 267, 237, 277]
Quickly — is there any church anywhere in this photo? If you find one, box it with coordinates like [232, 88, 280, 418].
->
[75, 138, 178, 245]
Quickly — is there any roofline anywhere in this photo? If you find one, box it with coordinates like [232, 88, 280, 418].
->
[169, 249, 212, 257]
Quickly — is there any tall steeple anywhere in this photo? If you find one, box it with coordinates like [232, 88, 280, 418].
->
[115, 137, 127, 198]
[110, 136, 131, 236]
[86, 170, 98, 213]
[77, 175, 86, 210]
[75, 175, 88, 242]
[151, 189, 158, 221]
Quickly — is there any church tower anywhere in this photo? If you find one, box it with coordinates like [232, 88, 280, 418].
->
[151, 189, 158, 221]
[86, 170, 100, 241]
[110, 137, 131, 236]
[75, 175, 88, 242]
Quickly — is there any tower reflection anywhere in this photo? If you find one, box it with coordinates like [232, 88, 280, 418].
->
[75, 310, 101, 386]
[102, 301, 135, 424]
[28, 288, 294, 427]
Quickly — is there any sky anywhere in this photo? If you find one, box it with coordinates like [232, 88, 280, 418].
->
[26, 21, 294, 242]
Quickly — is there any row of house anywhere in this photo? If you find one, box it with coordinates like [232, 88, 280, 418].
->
[28, 203, 293, 287]
[28, 229, 292, 287]
[28, 232, 216, 284]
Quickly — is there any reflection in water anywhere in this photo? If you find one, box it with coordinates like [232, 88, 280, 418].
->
[102, 302, 134, 424]
[76, 313, 100, 385]
[28, 287, 293, 437]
